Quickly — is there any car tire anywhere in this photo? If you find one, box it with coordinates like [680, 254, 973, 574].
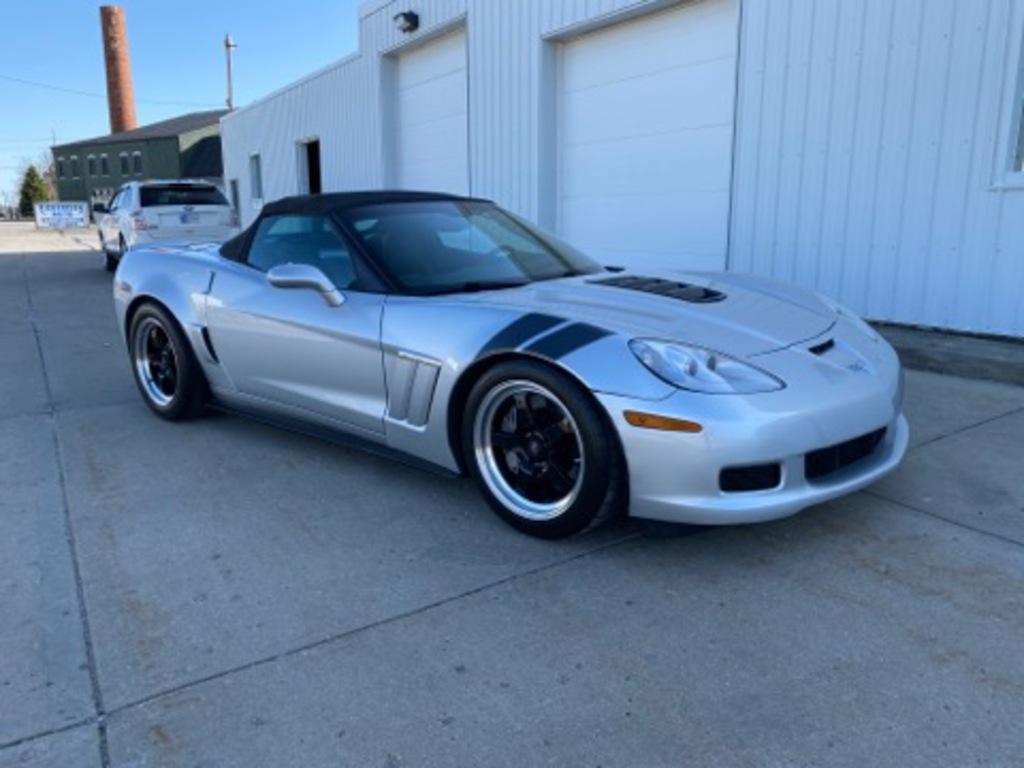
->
[128, 303, 207, 420]
[462, 359, 626, 538]
[99, 234, 116, 272]
[104, 234, 125, 272]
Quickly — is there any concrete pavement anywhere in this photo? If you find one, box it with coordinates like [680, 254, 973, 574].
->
[2, 229, 1022, 767]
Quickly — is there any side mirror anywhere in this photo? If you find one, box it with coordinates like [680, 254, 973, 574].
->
[92, 202, 108, 215]
[266, 263, 344, 307]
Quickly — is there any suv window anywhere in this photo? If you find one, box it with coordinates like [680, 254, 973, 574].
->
[247, 215, 357, 289]
[140, 184, 228, 207]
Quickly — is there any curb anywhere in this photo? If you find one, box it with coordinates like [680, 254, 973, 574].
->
[875, 323, 1024, 388]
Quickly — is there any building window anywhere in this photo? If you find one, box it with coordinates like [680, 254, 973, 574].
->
[119, 153, 129, 175]
[100, 154, 109, 176]
[87, 155, 96, 176]
[56, 157, 65, 178]
[249, 154, 263, 201]
[70, 156, 80, 178]
[132, 151, 143, 175]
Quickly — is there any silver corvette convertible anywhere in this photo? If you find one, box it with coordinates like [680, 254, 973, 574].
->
[113, 191, 909, 537]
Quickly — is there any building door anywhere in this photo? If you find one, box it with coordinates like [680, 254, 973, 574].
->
[304, 139, 322, 194]
[393, 28, 469, 194]
[556, 0, 738, 271]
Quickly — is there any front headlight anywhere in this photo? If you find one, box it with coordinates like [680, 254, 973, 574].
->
[816, 293, 880, 342]
[629, 339, 785, 394]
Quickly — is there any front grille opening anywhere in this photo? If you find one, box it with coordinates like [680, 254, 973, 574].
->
[720, 463, 782, 492]
[805, 428, 886, 481]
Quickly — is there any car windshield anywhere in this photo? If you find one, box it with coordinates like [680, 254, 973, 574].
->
[338, 200, 602, 294]
[140, 184, 228, 207]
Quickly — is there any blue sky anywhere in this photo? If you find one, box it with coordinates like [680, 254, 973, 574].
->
[0, 0, 362, 202]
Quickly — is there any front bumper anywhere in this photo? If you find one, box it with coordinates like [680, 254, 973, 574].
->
[596, 336, 909, 525]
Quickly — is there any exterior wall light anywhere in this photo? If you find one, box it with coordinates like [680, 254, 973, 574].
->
[394, 11, 419, 33]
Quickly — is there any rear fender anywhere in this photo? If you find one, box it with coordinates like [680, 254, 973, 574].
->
[114, 249, 227, 388]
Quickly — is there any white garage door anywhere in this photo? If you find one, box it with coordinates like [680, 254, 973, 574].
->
[557, 0, 738, 271]
[394, 29, 469, 195]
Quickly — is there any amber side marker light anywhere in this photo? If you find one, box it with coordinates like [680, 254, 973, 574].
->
[623, 410, 703, 433]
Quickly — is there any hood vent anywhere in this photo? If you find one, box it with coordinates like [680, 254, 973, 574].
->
[808, 338, 835, 356]
[589, 275, 726, 304]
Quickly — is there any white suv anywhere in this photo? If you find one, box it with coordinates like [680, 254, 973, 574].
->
[96, 180, 240, 271]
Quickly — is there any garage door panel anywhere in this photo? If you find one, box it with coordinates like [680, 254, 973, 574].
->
[396, 70, 467, 128]
[557, 0, 737, 271]
[396, 158, 466, 193]
[561, 126, 733, 198]
[581, 246, 723, 272]
[394, 28, 468, 195]
[562, 192, 729, 260]
[395, 31, 465, 90]
[561, 57, 735, 147]
[399, 114, 468, 167]
[562, 0, 736, 93]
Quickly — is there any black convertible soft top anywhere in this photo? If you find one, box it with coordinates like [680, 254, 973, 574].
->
[219, 190, 491, 262]
[262, 189, 488, 215]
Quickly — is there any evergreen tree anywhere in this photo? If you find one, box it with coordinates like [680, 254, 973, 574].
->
[18, 165, 50, 217]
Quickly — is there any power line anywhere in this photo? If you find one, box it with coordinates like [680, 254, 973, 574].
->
[0, 73, 218, 108]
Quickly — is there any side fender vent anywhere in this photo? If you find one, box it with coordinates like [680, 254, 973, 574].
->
[589, 275, 726, 303]
[387, 351, 441, 428]
[200, 327, 219, 363]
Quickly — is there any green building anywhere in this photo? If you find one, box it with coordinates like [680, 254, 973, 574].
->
[51, 109, 227, 206]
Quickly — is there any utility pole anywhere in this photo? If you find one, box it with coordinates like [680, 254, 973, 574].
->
[224, 33, 237, 110]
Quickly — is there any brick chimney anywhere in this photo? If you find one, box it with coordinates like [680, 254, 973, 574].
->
[99, 6, 137, 133]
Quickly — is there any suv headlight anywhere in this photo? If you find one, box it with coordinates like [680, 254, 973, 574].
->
[629, 339, 784, 394]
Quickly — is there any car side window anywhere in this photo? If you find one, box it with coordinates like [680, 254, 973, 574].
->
[246, 214, 357, 290]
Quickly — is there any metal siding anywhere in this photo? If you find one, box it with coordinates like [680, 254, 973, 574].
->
[731, 0, 1024, 336]
[221, 0, 1024, 335]
[221, 0, 701, 229]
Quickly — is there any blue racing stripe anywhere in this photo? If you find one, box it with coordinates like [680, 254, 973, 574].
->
[524, 322, 612, 360]
[477, 312, 564, 356]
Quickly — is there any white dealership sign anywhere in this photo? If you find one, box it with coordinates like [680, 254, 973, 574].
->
[34, 201, 89, 229]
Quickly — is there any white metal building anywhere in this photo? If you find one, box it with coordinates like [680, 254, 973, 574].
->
[220, 0, 1024, 337]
